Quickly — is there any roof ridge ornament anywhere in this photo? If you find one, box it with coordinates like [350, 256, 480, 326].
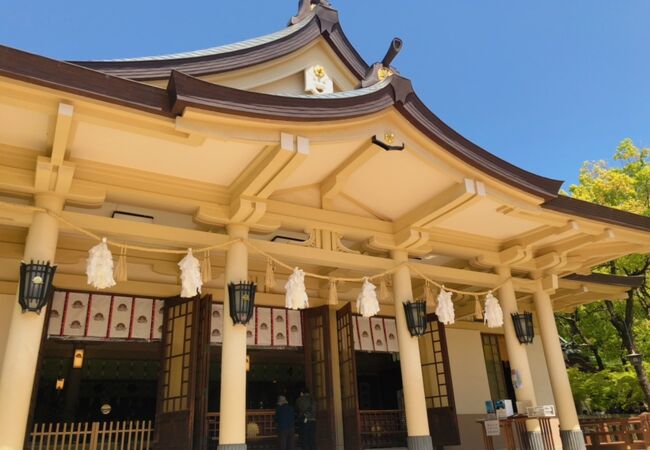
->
[291, 0, 332, 25]
[361, 38, 403, 88]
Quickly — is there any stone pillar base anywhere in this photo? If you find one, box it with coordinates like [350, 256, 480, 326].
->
[561, 430, 587, 450]
[528, 431, 544, 450]
[217, 444, 246, 450]
[407, 435, 433, 450]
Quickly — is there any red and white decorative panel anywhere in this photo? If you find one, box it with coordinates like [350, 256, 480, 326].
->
[109, 296, 132, 339]
[255, 307, 272, 346]
[47, 291, 66, 336]
[271, 308, 287, 346]
[384, 317, 399, 352]
[353, 316, 399, 353]
[152, 300, 164, 340]
[245, 307, 256, 346]
[64, 292, 90, 337]
[355, 316, 374, 351]
[287, 309, 302, 347]
[47, 291, 303, 348]
[86, 294, 111, 337]
[48, 291, 165, 342]
[211, 303, 224, 344]
[370, 317, 388, 352]
[208, 305, 302, 348]
[132, 297, 156, 340]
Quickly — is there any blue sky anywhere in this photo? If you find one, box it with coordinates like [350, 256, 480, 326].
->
[2, 0, 649, 189]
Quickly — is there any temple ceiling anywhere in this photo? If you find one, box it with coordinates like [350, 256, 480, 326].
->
[0, 2, 648, 313]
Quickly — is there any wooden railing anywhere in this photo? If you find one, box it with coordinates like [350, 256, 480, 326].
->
[208, 409, 408, 449]
[478, 416, 558, 450]
[581, 414, 650, 449]
[360, 409, 407, 449]
[28, 420, 153, 450]
[207, 411, 279, 450]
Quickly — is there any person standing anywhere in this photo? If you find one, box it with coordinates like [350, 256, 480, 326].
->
[295, 388, 316, 450]
[275, 395, 295, 450]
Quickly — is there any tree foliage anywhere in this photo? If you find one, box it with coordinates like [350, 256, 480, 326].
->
[568, 366, 649, 413]
[557, 138, 650, 412]
[571, 138, 650, 215]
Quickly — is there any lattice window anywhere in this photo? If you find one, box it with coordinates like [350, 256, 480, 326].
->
[161, 302, 193, 413]
[481, 333, 509, 401]
[309, 314, 327, 407]
[337, 309, 356, 412]
[419, 320, 449, 408]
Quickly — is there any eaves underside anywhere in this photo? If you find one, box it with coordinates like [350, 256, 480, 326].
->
[565, 273, 644, 289]
[0, 27, 649, 235]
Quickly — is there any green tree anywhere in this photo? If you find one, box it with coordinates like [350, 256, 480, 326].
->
[562, 138, 650, 408]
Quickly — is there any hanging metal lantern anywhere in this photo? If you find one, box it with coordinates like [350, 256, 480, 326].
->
[626, 351, 644, 366]
[511, 312, 534, 344]
[228, 281, 256, 325]
[403, 300, 427, 337]
[19, 260, 56, 313]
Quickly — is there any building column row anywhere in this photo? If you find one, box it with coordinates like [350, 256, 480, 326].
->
[498, 267, 586, 450]
[533, 282, 586, 450]
[0, 194, 63, 450]
[215, 250, 587, 450]
[496, 267, 544, 448]
[218, 224, 250, 450]
[391, 250, 434, 450]
[0, 207, 586, 450]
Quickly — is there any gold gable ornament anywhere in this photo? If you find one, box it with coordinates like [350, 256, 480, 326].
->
[377, 66, 393, 81]
[305, 64, 334, 94]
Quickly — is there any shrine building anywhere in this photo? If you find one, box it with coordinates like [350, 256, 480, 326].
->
[1, 2, 649, 450]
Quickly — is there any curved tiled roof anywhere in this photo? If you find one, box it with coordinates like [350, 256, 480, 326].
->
[99, 12, 317, 62]
[70, 6, 369, 81]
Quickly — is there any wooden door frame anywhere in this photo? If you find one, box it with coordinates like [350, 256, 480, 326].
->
[337, 302, 362, 450]
[422, 313, 461, 447]
[303, 306, 336, 450]
[153, 294, 211, 450]
[193, 295, 211, 450]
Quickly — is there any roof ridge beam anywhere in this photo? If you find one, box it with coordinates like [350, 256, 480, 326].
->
[229, 133, 309, 199]
[50, 103, 74, 166]
[320, 140, 377, 210]
[393, 178, 484, 232]
[502, 221, 579, 249]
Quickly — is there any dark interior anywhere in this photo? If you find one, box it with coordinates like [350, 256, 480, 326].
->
[33, 337, 404, 448]
[34, 340, 160, 422]
[356, 352, 403, 410]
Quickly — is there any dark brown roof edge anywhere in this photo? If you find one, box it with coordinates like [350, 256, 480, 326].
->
[316, 7, 368, 79]
[564, 273, 645, 289]
[395, 92, 564, 200]
[69, 6, 369, 82]
[167, 70, 394, 120]
[0, 45, 172, 117]
[543, 196, 650, 233]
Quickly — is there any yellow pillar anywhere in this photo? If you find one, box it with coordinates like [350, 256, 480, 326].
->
[391, 250, 433, 450]
[496, 267, 544, 449]
[496, 267, 538, 406]
[0, 294, 15, 374]
[0, 194, 63, 450]
[533, 282, 586, 450]
[218, 224, 249, 450]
